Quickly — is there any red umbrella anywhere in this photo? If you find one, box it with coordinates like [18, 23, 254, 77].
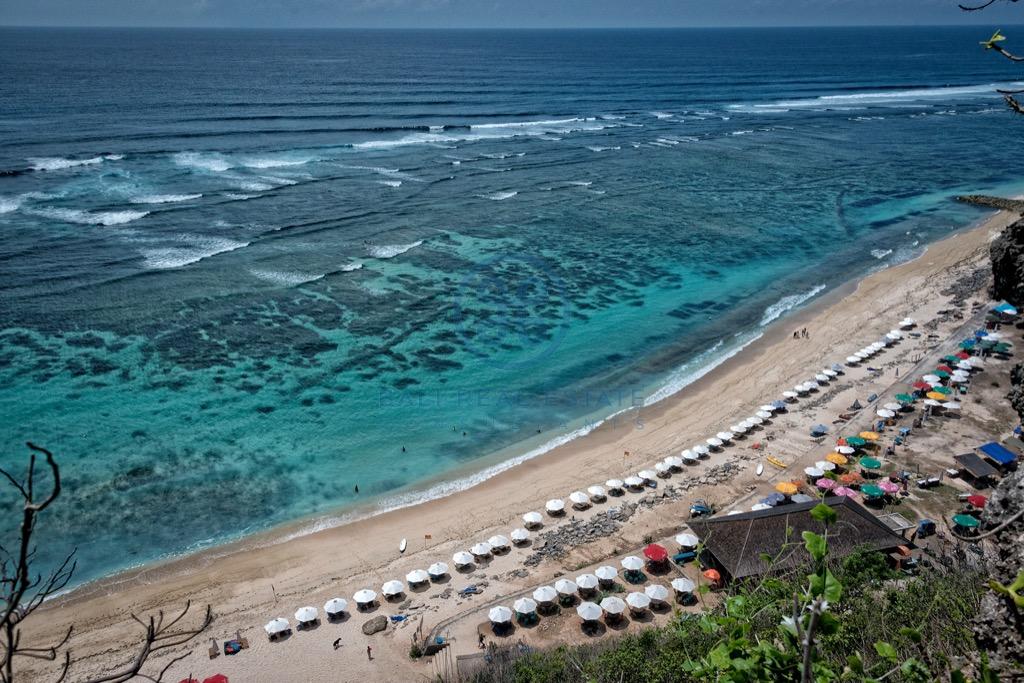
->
[936, 364, 953, 373]
[966, 495, 987, 508]
[954, 351, 970, 360]
[643, 543, 668, 562]
[203, 676, 228, 683]
[179, 679, 199, 683]
[912, 381, 931, 391]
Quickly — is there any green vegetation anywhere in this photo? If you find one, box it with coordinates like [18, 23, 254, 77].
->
[468, 504, 989, 683]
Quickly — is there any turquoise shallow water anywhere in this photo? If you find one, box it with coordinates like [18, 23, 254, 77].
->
[2, 26, 1024, 584]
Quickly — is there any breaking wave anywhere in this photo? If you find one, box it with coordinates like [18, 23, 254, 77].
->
[759, 284, 827, 326]
[28, 207, 149, 226]
[368, 240, 423, 259]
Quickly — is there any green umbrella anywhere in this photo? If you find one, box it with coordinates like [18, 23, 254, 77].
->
[845, 436, 867, 447]
[959, 341, 976, 350]
[932, 386, 952, 395]
[994, 343, 1012, 354]
[859, 457, 881, 470]
[942, 355, 960, 364]
[860, 483, 883, 498]
[933, 370, 951, 379]
[894, 393, 915, 404]
[952, 514, 979, 529]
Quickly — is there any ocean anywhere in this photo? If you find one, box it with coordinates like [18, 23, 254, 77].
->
[2, 26, 1023, 585]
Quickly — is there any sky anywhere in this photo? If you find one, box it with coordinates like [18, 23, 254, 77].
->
[0, 0, 1022, 29]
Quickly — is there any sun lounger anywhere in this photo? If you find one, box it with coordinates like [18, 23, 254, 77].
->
[458, 585, 482, 596]
[672, 551, 696, 564]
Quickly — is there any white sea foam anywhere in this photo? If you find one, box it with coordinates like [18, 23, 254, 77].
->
[259, 175, 299, 186]
[567, 181, 592, 187]
[0, 196, 23, 214]
[224, 193, 255, 200]
[241, 157, 313, 169]
[586, 145, 621, 152]
[131, 193, 203, 204]
[479, 191, 518, 201]
[235, 181, 273, 192]
[139, 236, 249, 269]
[340, 261, 363, 272]
[29, 207, 149, 226]
[644, 331, 764, 407]
[759, 284, 827, 327]
[368, 240, 423, 259]
[650, 111, 674, 119]
[250, 269, 325, 286]
[172, 151, 232, 172]
[871, 248, 893, 259]
[28, 156, 105, 171]
[352, 118, 609, 150]
[378, 179, 402, 187]
[733, 81, 1024, 112]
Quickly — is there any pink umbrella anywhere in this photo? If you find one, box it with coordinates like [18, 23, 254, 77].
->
[816, 478, 837, 490]
[833, 486, 858, 498]
[879, 481, 900, 494]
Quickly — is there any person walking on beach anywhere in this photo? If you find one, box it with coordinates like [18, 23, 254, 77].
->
[367, 645, 372, 660]
[478, 633, 486, 649]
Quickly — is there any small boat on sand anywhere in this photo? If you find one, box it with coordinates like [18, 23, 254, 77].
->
[399, 538, 407, 553]
[756, 463, 764, 476]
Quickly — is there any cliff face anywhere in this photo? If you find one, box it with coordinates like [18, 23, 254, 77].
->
[989, 217, 1024, 311]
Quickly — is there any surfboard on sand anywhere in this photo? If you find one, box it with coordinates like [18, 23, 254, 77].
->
[756, 463, 764, 476]
[399, 538, 407, 553]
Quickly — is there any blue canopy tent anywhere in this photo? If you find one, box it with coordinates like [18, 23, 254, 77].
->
[992, 301, 1018, 316]
[979, 442, 1017, 467]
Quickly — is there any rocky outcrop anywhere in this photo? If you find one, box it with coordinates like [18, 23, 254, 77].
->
[989, 217, 1024, 308]
[973, 469, 1024, 678]
[361, 614, 388, 635]
[1011, 363, 1024, 424]
[957, 194, 1024, 213]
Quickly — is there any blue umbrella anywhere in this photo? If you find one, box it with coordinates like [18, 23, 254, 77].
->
[810, 424, 829, 436]
[831, 363, 844, 372]
[974, 329, 988, 338]
[762, 493, 785, 506]
[772, 400, 787, 410]
[791, 493, 815, 504]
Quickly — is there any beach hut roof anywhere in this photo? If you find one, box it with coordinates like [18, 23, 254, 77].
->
[626, 592, 651, 609]
[688, 497, 906, 581]
[294, 606, 318, 623]
[264, 618, 289, 635]
[576, 601, 602, 621]
[595, 565, 618, 580]
[533, 585, 558, 603]
[954, 452, 998, 479]
[489, 606, 513, 623]
[324, 598, 348, 615]
[979, 442, 1017, 465]
[600, 596, 626, 614]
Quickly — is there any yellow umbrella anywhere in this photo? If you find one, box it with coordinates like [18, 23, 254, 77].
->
[775, 481, 799, 496]
[858, 431, 880, 441]
[825, 452, 848, 466]
[926, 391, 946, 401]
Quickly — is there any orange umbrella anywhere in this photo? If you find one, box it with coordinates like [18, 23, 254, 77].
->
[858, 431, 880, 441]
[825, 452, 848, 466]
[703, 569, 721, 584]
[775, 482, 799, 496]
[926, 391, 947, 401]
[839, 472, 862, 485]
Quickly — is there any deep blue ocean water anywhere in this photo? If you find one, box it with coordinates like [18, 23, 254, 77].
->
[2, 26, 1024, 584]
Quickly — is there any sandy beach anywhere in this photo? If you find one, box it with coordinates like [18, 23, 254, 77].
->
[25, 206, 1021, 682]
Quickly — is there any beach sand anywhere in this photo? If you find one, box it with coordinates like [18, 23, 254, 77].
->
[24, 208, 1020, 682]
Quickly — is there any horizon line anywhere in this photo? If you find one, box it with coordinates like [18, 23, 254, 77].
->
[2, 23, 1021, 31]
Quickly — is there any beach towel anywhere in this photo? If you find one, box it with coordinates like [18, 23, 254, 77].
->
[223, 640, 242, 656]
[389, 615, 407, 623]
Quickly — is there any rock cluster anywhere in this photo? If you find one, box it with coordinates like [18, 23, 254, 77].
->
[989, 217, 1024, 308]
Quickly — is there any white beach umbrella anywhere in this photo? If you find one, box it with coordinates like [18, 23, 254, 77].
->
[966, 357, 983, 367]
[756, 410, 773, 420]
[576, 573, 599, 590]
[740, 418, 757, 429]
[922, 374, 942, 384]
[295, 606, 318, 623]
[624, 475, 645, 488]
[877, 408, 896, 418]
[522, 511, 543, 527]
[671, 577, 695, 594]
[595, 565, 618, 581]
[942, 401, 962, 411]
[471, 542, 492, 557]
[760, 403, 777, 413]
[601, 596, 627, 615]
[675, 532, 698, 548]
[952, 369, 970, 378]
[815, 373, 830, 383]
[324, 598, 348, 616]
[452, 551, 474, 567]
[815, 460, 836, 472]
[510, 527, 530, 543]
[795, 384, 809, 394]
[645, 584, 670, 602]
[264, 618, 289, 636]
[654, 461, 670, 475]
[949, 376, 967, 384]
[751, 503, 772, 511]
[488, 606, 513, 624]
[381, 580, 405, 597]
[406, 569, 430, 585]
[533, 586, 557, 603]
[871, 341, 886, 350]
[923, 398, 943, 407]
[693, 444, 710, 456]
[638, 469, 658, 481]
[783, 390, 799, 400]
[513, 597, 537, 615]
[545, 498, 565, 513]
[663, 456, 683, 469]
[845, 356, 860, 365]
[353, 589, 377, 605]
[588, 484, 608, 498]
[883, 402, 903, 411]
[605, 478, 624, 490]
[682, 450, 698, 462]
[957, 361, 973, 370]
[706, 437, 723, 448]
[554, 578, 578, 595]
[576, 601, 602, 621]
[730, 424, 747, 434]
[899, 317, 915, 328]
[886, 331, 901, 341]
[727, 510, 743, 515]
[836, 446, 855, 455]
[823, 369, 838, 377]
[626, 592, 651, 610]
[569, 490, 591, 507]
[488, 535, 510, 550]
[428, 562, 449, 578]
[804, 466, 824, 478]
[621, 555, 644, 571]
